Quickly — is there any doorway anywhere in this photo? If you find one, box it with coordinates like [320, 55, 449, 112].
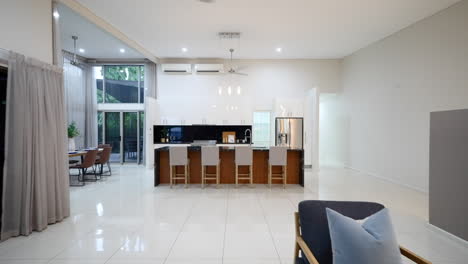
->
[98, 111, 144, 164]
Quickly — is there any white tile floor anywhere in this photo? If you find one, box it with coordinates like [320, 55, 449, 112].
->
[0, 165, 467, 264]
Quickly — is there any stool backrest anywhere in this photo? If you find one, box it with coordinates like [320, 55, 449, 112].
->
[235, 146, 253, 165]
[169, 146, 188, 166]
[201, 146, 219, 166]
[269, 146, 287, 166]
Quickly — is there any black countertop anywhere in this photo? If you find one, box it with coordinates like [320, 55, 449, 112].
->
[154, 146, 303, 152]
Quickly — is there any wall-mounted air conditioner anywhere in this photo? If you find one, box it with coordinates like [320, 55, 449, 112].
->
[161, 64, 192, 74]
[194, 64, 225, 74]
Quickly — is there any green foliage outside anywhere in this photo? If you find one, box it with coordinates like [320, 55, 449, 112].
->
[102, 66, 144, 81]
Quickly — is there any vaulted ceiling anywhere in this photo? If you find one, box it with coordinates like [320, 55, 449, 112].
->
[75, 0, 460, 59]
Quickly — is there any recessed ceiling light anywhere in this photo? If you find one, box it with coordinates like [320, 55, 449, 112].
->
[53, 11, 60, 18]
[276, 47, 282, 53]
[119, 48, 126, 53]
[79, 48, 85, 53]
[181, 47, 188, 53]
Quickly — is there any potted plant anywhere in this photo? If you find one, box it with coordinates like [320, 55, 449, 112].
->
[160, 128, 168, 143]
[67, 122, 80, 151]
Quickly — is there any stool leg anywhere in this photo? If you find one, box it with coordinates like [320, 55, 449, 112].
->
[268, 164, 272, 188]
[216, 163, 220, 187]
[170, 165, 173, 188]
[249, 165, 253, 185]
[235, 165, 238, 187]
[283, 165, 287, 188]
[202, 165, 205, 189]
[188, 159, 191, 184]
[185, 165, 188, 188]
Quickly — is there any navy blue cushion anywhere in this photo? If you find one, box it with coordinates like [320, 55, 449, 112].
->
[298, 200, 385, 264]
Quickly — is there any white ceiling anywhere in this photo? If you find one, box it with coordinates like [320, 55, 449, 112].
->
[74, 0, 460, 59]
[58, 4, 144, 59]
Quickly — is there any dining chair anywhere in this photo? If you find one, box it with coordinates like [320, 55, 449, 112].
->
[294, 200, 431, 264]
[201, 146, 220, 188]
[98, 144, 112, 174]
[235, 146, 253, 187]
[268, 146, 288, 188]
[95, 147, 112, 176]
[69, 149, 99, 185]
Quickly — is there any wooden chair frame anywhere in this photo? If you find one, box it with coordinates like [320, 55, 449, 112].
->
[235, 164, 253, 187]
[202, 160, 220, 188]
[268, 162, 287, 188]
[170, 159, 190, 188]
[294, 212, 432, 264]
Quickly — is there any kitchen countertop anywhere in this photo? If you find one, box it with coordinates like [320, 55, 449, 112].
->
[154, 146, 303, 152]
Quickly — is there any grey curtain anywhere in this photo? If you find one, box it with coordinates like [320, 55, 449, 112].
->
[84, 65, 97, 147]
[1, 51, 70, 240]
[63, 53, 97, 148]
[145, 62, 157, 99]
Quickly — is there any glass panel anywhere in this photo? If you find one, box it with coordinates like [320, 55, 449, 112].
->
[139, 66, 145, 103]
[253, 111, 271, 147]
[123, 112, 138, 163]
[105, 112, 121, 162]
[139, 111, 145, 164]
[95, 66, 104, 103]
[104, 66, 140, 103]
[97, 111, 103, 145]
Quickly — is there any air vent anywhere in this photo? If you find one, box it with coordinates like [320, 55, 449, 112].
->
[194, 64, 224, 74]
[161, 64, 192, 74]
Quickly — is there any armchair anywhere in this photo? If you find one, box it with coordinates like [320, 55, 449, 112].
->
[294, 200, 431, 264]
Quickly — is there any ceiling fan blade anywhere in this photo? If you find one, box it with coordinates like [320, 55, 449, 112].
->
[234, 72, 248, 76]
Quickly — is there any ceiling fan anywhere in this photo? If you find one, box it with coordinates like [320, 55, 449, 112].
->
[70, 35, 82, 66]
[226, 48, 248, 76]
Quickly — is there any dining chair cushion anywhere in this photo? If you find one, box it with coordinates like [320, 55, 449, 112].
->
[269, 146, 287, 166]
[169, 146, 188, 166]
[326, 208, 403, 264]
[201, 146, 219, 166]
[235, 146, 252, 165]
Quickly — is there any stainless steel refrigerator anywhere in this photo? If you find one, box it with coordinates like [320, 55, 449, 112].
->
[275, 117, 303, 149]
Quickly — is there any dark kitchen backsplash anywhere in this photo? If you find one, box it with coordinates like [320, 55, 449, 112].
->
[154, 125, 252, 144]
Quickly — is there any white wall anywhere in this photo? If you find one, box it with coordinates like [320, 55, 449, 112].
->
[157, 59, 341, 127]
[340, 0, 468, 192]
[319, 94, 348, 167]
[0, 0, 53, 64]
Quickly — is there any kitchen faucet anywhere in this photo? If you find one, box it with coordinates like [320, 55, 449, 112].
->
[244, 129, 252, 144]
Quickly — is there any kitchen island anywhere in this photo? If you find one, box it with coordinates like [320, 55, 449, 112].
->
[154, 146, 304, 186]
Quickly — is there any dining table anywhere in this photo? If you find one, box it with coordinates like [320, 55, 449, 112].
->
[68, 148, 103, 159]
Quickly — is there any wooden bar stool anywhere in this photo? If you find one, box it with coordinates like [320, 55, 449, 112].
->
[169, 146, 190, 188]
[201, 146, 220, 188]
[268, 146, 287, 188]
[235, 146, 253, 187]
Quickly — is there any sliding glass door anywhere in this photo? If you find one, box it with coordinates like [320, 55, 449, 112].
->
[105, 112, 121, 163]
[99, 111, 144, 164]
[123, 112, 138, 163]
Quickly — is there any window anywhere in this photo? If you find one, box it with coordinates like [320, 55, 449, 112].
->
[95, 65, 145, 104]
[253, 111, 271, 147]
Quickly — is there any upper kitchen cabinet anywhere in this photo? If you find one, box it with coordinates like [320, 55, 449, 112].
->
[273, 98, 304, 117]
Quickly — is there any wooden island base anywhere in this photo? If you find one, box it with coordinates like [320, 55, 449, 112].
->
[154, 147, 304, 186]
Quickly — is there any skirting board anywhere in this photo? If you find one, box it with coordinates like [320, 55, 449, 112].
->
[344, 165, 428, 194]
[426, 223, 468, 248]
